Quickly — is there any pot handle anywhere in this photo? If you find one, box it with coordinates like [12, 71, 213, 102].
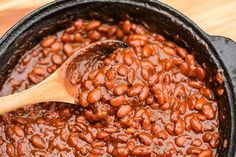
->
[209, 36, 236, 84]
[210, 36, 236, 157]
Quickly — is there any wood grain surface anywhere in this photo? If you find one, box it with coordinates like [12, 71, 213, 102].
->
[0, 0, 236, 40]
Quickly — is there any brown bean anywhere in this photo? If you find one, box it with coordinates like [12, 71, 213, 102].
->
[189, 81, 203, 89]
[191, 138, 202, 147]
[104, 80, 115, 90]
[88, 70, 99, 80]
[131, 145, 152, 156]
[93, 72, 105, 87]
[6, 143, 14, 156]
[201, 103, 215, 120]
[33, 67, 45, 76]
[142, 118, 151, 130]
[176, 47, 187, 58]
[149, 73, 160, 86]
[190, 118, 202, 132]
[79, 132, 93, 144]
[216, 72, 224, 84]
[91, 141, 105, 148]
[202, 132, 213, 142]
[52, 54, 63, 65]
[117, 64, 128, 76]
[179, 62, 189, 76]
[112, 147, 129, 157]
[179, 102, 187, 114]
[91, 148, 104, 155]
[165, 123, 175, 135]
[138, 132, 153, 146]
[154, 89, 164, 105]
[163, 47, 175, 56]
[67, 133, 79, 147]
[96, 131, 109, 139]
[209, 133, 219, 149]
[156, 130, 168, 140]
[30, 134, 46, 149]
[142, 44, 156, 58]
[74, 32, 84, 42]
[200, 87, 214, 99]
[175, 136, 186, 147]
[87, 88, 102, 104]
[175, 118, 185, 135]
[127, 68, 135, 84]
[110, 96, 126, 107]
[123, 53, 134, 66]
[114, 84, 128, 96]
[40, 36, 56, 48]
[141, 68, 150, 80]
[196, 98, 207, 110]
[14, 126, 24, 137]
[88, 30, 102, 41]
[85, 20, 101, 30]
[128, 84, 143, 97]
[122, 20, 131, 33]
[187, 147, 202, 155]
[117, 134, 129, 143]
[64, 43, 74, 56]
[74, 19, 84, 30]
[51, 42, 62, 52]
[79, 90, 89, 107]
[195, 67, 206, 81]
[139, 86, 150, 101]
[117, 105, 132, 118]
[170, 111, 180, 122]
[140, 60, 154, 70]
[198, 149, 212, 157]
[105, 69, 116, 80]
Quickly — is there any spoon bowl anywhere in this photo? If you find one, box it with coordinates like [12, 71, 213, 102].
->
[0, 40, 128, 114]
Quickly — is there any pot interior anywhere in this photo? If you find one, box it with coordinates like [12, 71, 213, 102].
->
[0, 0, 233, 156]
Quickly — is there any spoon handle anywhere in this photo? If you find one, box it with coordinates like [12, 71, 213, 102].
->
[0, 71, 74, 114]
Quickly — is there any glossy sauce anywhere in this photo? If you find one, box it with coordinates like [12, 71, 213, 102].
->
[0, 19, 221, 157]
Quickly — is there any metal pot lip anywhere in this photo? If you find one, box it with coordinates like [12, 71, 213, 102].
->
[0, 0, 235, 156]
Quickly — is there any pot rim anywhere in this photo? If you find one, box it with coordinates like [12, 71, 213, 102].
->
[0, 0, 235, 156]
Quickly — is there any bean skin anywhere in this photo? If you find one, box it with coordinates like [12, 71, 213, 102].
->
[87, 88, 102, 103]
[127, 68, 135, 84]
[139, 86, 150, 101]
[85, 20, 101, 30]
[123, 53, 134, 66]
[131, 145, 152, 156]
[175, 118, 185, 135]
[117, 64, 128, 76]
[30, 134, 46, 149]
[198, 149, 212, 157]
[96, 131, 110, 139]
[40, 36, 56, 48]
[175, 136, 186, 147]
[138, 132, 153, 146]
[117, 105, 132, 118]
[141, 68, 150, 81]
[110, 96, 126, 107]
[190, 118, 203, 133]
[128, 84, 143, 97]
[114, 84, 128, 96]
[201, 104, 215, 120]
[112, 147, 129, 157]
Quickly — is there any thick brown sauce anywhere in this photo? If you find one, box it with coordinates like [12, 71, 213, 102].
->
[0, 19, 221, 157]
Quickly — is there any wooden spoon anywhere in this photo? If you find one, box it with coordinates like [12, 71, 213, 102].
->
[0, 40, 128, 114]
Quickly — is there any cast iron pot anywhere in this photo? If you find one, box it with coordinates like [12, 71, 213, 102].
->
[0, 0, 235, 156]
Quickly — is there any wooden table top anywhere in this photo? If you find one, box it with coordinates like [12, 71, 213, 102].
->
[0, 0, 236, 40]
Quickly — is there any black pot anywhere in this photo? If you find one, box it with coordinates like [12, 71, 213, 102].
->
[0, 0, 235, 156]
